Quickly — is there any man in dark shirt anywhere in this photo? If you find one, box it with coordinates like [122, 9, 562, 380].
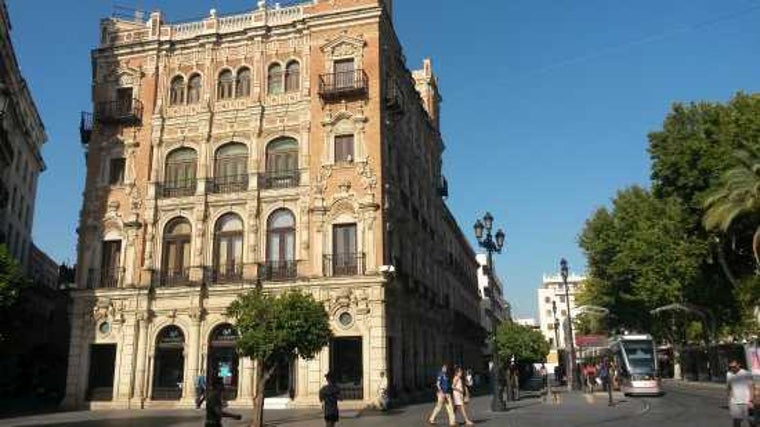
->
[205, 377, 242, 427]
[428, 364, 455, 425]
[319, 372, 341, 427]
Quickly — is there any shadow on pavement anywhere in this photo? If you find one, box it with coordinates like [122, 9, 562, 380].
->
[29, 415, 199, 427]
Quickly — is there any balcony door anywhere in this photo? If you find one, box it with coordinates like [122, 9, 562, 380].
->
[332, 223, 357, 276]
[116, 87, 133, 115]
[164, 148, 197, 197]
[265, 138, 298, 188]
[214, 214, 244, 282]
[162, 219, 191, 285]
[100, 240, 121, 288]
[334, 59, 355, 89]
[266, 210, 295, 280]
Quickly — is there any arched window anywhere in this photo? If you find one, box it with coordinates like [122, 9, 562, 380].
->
[285, 61, 300, 92]
[163, 148, 197, 198]
[161, 218, 192, 286]
[264, 138, 298, 189]
[267, 63, 283, 95]
[235, 67, 251, 98]
[213, 143, 248, 193]
[265, 209, 296, 280]
[152, 325, 185, 400]
[217, 70, 234, 100]
[208, 324, 239, 400]
[213, 214, 244, 282]
[187, 73, 202, 104]
[170, 75, 185, 105]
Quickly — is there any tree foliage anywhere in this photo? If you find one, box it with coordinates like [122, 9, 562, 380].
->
[0, 244, 26, 310]
[226, 290, 333, 427]
[578, 187, 708, 331]
[494, 322, 550, 364]
[704, 146, 760, 267]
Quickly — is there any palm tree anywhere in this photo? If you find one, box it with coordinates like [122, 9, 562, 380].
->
[703, 146, 760, 270]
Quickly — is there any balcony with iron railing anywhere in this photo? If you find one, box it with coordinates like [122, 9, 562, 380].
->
[80, 112, 93, 145]
[209, 174, 248, 194]
[95, 98, 143, 125]
[258, 260, 297, 282]
[86, 267, 124, 289]
[323, 253, 366, 277]
[209, 263, 244, 284]
[318, 70, 368, 100]
[157, 178, 197, 199]
[261, 170, 299, 190]
[154, 267, 192, 287]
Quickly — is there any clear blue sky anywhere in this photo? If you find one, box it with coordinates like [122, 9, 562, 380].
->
[7, 0, 760, 318]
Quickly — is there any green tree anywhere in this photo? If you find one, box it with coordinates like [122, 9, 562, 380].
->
[227, 290, 333, 427]
[648, 93, 760, 291]
[494, 322, 550, 364]
[0, 244, 25, 310]
[578, 187, 709, 331]
[704, 146, 760, 268]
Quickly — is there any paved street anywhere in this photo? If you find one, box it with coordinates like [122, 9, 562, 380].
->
[2, 381, 738, 427]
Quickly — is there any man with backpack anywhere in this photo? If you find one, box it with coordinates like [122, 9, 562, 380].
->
[428, 364, 455, 426]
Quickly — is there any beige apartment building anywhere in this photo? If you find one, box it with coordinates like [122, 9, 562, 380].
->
[64, 0, 482, 410]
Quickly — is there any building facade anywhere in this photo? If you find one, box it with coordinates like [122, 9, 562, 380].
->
[536, 272, 586, 366]
[64, 0, 482, 410]
[0, 0, 47, 269]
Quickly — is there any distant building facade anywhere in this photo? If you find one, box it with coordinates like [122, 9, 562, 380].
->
[0, 0, 47, 269]
[28, 242, 60, 290]
[514, 317, 538, 330]
[536, 272, 586, 364]
[64, 0, 482, 410]
[475, 253, 508, 371]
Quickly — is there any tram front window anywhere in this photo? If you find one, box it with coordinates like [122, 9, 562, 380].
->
[623, 340, 655, 374]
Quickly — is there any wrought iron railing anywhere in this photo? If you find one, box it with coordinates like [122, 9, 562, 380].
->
[210, 174, 248, 194]
[86, 268, 124, 289]
[261, 170, 299, 189]
[319, 70, 368, 100]
[95, 98, 143, 125]
[258, 260, 297, 281]
[323, 253, 365, 277]
[158, 179, 197, 198]
[210, 264, 244, 283]
[155, 267, 191, 287]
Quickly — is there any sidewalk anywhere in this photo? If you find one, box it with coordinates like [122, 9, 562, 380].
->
[662, 378, 727, 391]
[3, 392, 648, 427]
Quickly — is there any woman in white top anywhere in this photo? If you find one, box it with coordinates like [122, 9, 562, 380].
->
[452, 366, 475, 426]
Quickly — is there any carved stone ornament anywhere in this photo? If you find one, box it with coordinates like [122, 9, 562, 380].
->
[92, 298, 115, 322]
[321, 33, 366, 62]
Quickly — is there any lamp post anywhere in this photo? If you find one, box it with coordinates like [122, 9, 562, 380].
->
[473, 212, 506, 411]
[552, 301, 560, 352]
[560, 258, 578, 391]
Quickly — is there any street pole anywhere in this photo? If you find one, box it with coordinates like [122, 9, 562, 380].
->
[560, 258, 578, 391]
[473, 212, 506, 412]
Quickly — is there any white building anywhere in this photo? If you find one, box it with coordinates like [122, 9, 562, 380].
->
[514, 317, 538, 330]
[476, 253, 508, 329]
[536, 272, 586, 364]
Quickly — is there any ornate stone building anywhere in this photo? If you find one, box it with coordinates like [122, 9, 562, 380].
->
[64, 0, 482, 410]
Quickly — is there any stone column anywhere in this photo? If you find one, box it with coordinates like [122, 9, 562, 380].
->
[132, 312, 150, 407]
[183, 309, 203, 403]
[239, 356, 254, 402]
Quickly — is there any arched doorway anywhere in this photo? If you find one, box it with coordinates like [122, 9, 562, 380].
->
[208, 324, 239, 401]
[152, 325, 185, 400]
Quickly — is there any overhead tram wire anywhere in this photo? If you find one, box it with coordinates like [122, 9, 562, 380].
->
[535, 0, 760, 75]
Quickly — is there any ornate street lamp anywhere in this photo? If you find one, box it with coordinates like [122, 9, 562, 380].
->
[552, 300, 560, 351]
[473, 212, 507, 411]
[560, 258, 578, 391]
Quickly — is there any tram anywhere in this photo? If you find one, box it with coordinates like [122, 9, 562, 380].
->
[608, 334, 662, 396]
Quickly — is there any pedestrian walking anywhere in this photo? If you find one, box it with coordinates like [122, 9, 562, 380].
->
[319, 372, 342, 427]
[452, 366, 475, 425]
[428, 364, 455, 426]
[195, 372, 207, 409]
[599, 358, 613, 406]
[205, 377, 242, 427]
[377, 370, 389, 411]
[539, 363, 548, 402]
[727, 360, 756, 427]
[588, 363, 597, 393]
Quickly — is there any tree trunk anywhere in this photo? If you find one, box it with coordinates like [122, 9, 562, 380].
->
[250, 360, 275, 427]
[715, 237, 739, 287]
[753, 225, 760, 274]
